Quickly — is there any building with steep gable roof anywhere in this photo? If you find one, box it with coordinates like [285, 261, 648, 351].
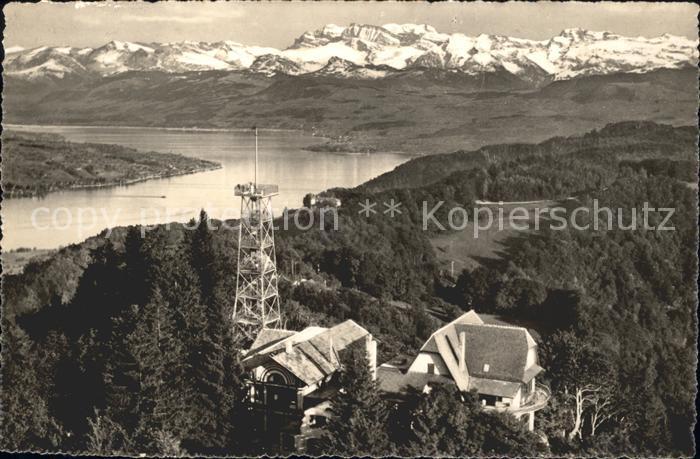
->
[377, 310, 549, 431]
[243, 319, 376, 410]
[242, 319, 377, 451]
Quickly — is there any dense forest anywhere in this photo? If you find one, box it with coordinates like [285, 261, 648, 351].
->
[1, 121, 697, 455]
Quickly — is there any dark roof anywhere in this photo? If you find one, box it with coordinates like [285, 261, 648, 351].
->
[479, 313, 543, 341]
[414, 311, 543, 394]
[377, 366, 454, 394]
[469, 377, 522, 398]
[458, 324, 529, 382]
[420, 310, 484, 354]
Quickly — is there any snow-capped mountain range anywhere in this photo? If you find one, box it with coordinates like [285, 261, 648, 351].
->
[4, 23, 697, 82]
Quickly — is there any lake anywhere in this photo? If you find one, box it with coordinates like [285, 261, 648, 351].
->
[2, 125, 410, 250]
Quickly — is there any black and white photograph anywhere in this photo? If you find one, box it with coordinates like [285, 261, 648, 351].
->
[1, 1, 698, 457]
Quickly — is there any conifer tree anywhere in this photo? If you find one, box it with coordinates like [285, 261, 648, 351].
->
[184, 210, 235, 452]
[316, 343, 391, 456]
[103, 304, 141, 435]
[139, 227, 198, 446]
[124, 226, 148, 306]
[128, 287, 169, 454]
[0, 318, 60, 450]
[407, 385, 485, 456]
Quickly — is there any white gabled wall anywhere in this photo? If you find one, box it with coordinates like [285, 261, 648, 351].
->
[511, 387, 522, 409]
[526, 347, 537, 368]
[407, 352, 450, 376]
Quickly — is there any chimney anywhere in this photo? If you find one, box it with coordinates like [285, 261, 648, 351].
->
[285, 340, 293, 354]
[365, 334, 377, 381]
[459, 331, 466, 372]
[329, 335, 334, 361]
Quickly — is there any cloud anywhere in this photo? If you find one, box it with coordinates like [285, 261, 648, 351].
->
[4, 45, 25, 53]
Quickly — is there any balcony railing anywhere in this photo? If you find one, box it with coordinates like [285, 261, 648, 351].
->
[235, 183, 279, 197]
[484, 383, 551, 415]
[511, 383, 551, 414]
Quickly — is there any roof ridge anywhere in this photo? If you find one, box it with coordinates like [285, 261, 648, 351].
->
[419, 310, 482, 352]
[462, 322, 527, 332]
[254, 326, 329, 356]
[329, 318, 361, 330]
[307, 332, 339, 365]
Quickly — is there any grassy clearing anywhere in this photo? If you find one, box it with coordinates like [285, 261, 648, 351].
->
[430, 201, 557, 275]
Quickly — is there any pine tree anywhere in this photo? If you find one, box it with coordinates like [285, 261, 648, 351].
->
[316, 343, 392, 456]
[407, 385, 485, 456]
[103, 303, 141, 435]
[139, 227, 198, 446]
[481, 411, 547, 456]
[124, 226, 148, 306]
[0, 318, 61, 450]
[128, 287, 169, 454]
[86, 408, 133, 455]
[220, 330, 249, 453]
[184, 210, 235, 453]
[52, 240, 127, 448]
[190, 210, 219, 304]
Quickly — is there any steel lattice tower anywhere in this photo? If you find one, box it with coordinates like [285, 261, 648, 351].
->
[232, 128, 281, 339]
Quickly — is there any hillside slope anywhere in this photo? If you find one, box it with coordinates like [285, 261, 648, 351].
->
[1, 131, 221, 198]
[2, 121, 695, 456]
[3, 68, 697, 155]
[361, 119, 698, 192]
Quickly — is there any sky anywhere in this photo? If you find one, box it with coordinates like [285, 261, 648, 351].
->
[3, 1, 698, 50]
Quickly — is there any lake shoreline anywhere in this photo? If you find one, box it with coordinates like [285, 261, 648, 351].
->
[2, 126, 410, 252]
[3, 164, 223, 200]
[2, 129, 225, 200]
[3, 123, 303, 134]
[5, 123, 417, 157]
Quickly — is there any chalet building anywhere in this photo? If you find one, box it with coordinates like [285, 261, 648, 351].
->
[242, 320, 377, 451]
[377, 311, 549, 431]
[303, 193, 342, 208]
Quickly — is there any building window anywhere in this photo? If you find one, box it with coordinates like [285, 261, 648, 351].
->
[427, 363, 435, 374]
[264, 369, 289, 385]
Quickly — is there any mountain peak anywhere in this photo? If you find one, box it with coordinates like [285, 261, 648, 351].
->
[383, 23, 437, 36]
[342, 23, 401, 46]
[6, 24, 698, 81]
[320, 24, 345, 38]
[557, 28, 605, 41]
[250, 54, 303, 76]
[315, 55, 392, 79]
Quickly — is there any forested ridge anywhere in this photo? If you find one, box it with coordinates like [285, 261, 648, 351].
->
[1, 131, 220, 198]
[362, 120, 696, 192]
[1, 121, 697, 456]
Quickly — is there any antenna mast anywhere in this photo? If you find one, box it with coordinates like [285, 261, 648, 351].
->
[232, 127, 281, 340]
